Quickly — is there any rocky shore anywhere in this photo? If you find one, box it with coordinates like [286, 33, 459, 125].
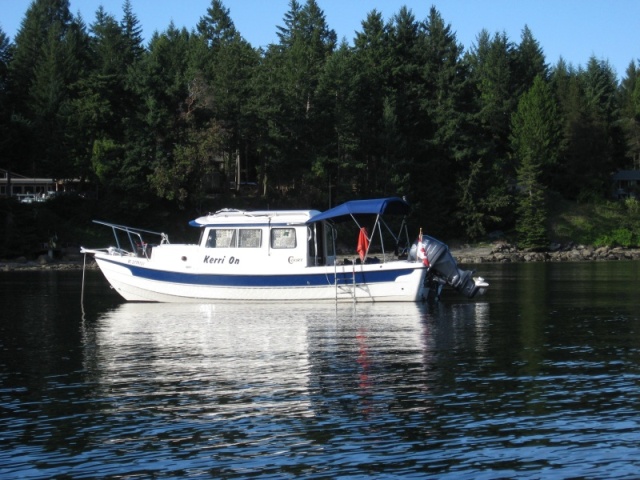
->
[452, 242, 640, 264]
[2, 242, 640, 272]
[0, 252, 99, 272]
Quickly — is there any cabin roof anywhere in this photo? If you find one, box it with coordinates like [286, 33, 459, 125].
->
[190, 208, 319, 227]
[612, 170, 640, 181]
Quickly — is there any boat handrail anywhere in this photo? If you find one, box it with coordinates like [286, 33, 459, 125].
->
[92, 220, 170, 258]
[93, 220, 168, 239]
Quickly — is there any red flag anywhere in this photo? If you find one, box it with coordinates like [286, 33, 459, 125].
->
[418, 227, 429, 267]
[357, 227, 369, 262]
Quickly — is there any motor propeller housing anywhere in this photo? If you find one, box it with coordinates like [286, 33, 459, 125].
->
[409, 235, 488, 299]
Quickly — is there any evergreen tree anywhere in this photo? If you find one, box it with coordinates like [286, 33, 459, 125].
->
[511, 76, 559, 249]
[149, 74, 226, 208]
[411, 7, 468, 235]
[351, 10, 394, 198]
[467, 30, 517, 164]
[385, 6, 423, 204]
[137, 25, 194, 205]
[9, 0, 74, 106]
[315, 40, 359, 206]
[0, 29, 10, 95]
[261, 0, 336, 198]
[0, 28, 17, 175]
[513, 25, 547, 95]
[548, 57, 576, 193]
[196, 0, 237, 48]
[583, 58, 625, 194]
[618, 61, 640, 169]
[121, 0, 145, 61]
[195, 1, 259, 193]
[84, 2, 148, 211]
[82, 7, 129, 188]
[9, 0, 90, 179]
[459, 30, 516, 237]
[553, 57, 622, 199]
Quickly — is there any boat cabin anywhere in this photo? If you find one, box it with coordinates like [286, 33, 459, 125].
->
[91, 198, 415, 273]
[191, 209, 337, 269]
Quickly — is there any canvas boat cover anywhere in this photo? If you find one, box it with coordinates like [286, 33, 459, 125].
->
[306, 197, 410, 224]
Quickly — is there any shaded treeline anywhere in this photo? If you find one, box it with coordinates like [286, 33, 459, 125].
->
[1, 0, 639, 247]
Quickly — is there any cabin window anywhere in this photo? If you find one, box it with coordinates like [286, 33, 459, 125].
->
[238, 229, 262, 248]
[206, 229, 236, 248]
[271, 228, 296, 249]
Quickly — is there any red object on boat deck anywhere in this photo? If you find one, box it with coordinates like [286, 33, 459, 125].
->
[357, 227, 369, 261]
[418, 227, 430, 267]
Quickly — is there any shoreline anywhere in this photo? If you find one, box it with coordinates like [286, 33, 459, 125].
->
[3, 243, 640, 272]
[451, 243, 640, 264]
[0, 254, 99, 272]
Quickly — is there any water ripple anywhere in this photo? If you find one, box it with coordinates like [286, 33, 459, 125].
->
[3, 268, 640, 478]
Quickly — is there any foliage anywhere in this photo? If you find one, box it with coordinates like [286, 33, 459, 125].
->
[549, 196, 640, 247]
[2, 0, 640, 250]
[594, 228, 635, 248]
[511, 75, 560, 249]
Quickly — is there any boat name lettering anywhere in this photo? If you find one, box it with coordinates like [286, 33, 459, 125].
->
[203, 255, 240, 265]
[288, 256, 303, 264]
[127, 259, 146, 266]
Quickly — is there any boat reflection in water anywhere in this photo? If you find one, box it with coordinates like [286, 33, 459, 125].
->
[85, 300, 491, 427]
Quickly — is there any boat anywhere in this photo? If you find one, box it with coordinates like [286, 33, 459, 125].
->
[80, 197, 488, 303]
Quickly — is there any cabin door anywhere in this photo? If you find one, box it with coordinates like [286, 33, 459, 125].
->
[308, 222, 336, 266]
[324, 222, 336, 266]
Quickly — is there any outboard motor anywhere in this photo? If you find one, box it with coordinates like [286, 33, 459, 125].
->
[410, 235, 488, 299]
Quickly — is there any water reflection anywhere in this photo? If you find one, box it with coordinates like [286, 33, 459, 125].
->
[75, 301, 495, 477]
[4, 265, 640, 478]
[89, 303, 315, 420]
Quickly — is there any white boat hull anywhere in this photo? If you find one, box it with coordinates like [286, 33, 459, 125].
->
[93, 253, 428, 303]
[82, 198, 488, 303]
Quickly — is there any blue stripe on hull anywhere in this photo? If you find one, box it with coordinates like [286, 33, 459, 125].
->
[101, 257, 416, 288]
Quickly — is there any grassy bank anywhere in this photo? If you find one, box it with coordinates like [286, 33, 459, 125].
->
[548, 193, 640, 248]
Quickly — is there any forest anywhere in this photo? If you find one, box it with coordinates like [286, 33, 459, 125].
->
[2, 0, 640, 256]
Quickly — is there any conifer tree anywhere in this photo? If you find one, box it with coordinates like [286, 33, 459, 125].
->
[513, 25, 547, 95]
[415, 7, 469, 234]
[351, 10, 394, 198]
[618, 61, 640, 168]
[138, 25, 196, 204]
[553, 57, 622, 199]
[0, 29, 10, 95]
[384, 6, 423, 207]
[84, 2, 147, 207]
[9, 0, 90, 179]
[315, 40, 359, 205]
[194, 0, 259, 194]
[511, 76, 559, 249]
[260, 0, 336, 197]
[458, 30, 516, 238]
[0, 29, 17, 176]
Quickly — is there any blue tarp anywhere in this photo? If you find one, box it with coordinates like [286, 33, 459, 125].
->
[306, 197, 410, 224]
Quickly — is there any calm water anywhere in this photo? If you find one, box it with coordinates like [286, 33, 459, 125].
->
[2, 262, 640, 479]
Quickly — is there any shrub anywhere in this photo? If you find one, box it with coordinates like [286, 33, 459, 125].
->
[594, 228, 636, 248]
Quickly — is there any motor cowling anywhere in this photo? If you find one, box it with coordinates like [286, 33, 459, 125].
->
[409, 235, 488, 299]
